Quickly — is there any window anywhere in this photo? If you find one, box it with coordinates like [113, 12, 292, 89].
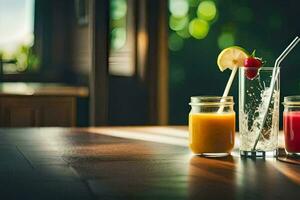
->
[0, 0, 38, 74]
[109, 0, 135, 76]
[110, 0, 127, 51]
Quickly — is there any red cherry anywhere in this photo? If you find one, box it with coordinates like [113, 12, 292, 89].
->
[244, 57, 263, 80]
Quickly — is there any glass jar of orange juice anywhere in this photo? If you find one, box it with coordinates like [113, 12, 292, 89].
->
[189, 96, 235, 156]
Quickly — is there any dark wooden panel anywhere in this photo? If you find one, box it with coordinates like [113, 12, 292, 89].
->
[41, 97, 76, 127]
[89, 0, 109, 126]
[4, 106, 39, 127]
[0, 97, 76, 127]
[67, 0, 92, 76]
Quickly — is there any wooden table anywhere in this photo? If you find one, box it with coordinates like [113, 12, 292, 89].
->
[0, 127, 299, 200]
[0, 83, 89, 127]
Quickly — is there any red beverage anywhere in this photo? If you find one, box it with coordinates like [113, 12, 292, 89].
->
[283, 111, 300, 153]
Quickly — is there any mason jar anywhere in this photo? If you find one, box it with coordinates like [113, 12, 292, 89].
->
[283, 96, 300, 156]
[189, 96, 235, 157]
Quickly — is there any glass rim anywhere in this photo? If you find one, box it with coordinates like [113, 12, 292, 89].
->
[283, 96, 300, 106]
[189, 96, 234, 106]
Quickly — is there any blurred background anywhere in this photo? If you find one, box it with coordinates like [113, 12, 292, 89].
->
[0, 0, 299, 128]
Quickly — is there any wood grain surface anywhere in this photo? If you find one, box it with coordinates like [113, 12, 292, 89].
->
[0, 126, 299, 200]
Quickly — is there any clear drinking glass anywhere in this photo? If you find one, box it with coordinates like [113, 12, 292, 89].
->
[239, 67, 280, 157]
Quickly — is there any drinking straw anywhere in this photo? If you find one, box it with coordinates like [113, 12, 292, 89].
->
[218, 66, 238, 113]
[252, 36, 300, 151]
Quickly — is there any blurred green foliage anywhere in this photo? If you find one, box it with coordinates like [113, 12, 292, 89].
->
[168, 0, 300, 125]
[168, 0, 218, 46]
[14, 45, 39, 72]
[110, 0, 127, 50]
[1, 44, 39, 74]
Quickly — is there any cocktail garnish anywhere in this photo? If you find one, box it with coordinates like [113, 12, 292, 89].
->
[243, 51, 264, 80]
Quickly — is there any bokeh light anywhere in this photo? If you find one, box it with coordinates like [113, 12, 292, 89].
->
[111, 27, 126, 50]
[197, 1, 217, 21]
[169, 15, 189, 31]
[176, 25, 191, 39]
[111, 0, 127, 20]
[188, 19, 209, 39]
[169, 0, 189, 18]
[169, 33, 184, 51]
[217, 32, 235, 49]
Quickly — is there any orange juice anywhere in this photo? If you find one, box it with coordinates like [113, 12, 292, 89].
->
[189, 112, 235, 154]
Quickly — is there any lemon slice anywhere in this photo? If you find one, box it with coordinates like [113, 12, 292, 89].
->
[217, 46, 249, 71]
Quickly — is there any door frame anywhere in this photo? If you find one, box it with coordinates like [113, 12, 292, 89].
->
[89, 0, 109, 126]
[89, 0, 168, 126]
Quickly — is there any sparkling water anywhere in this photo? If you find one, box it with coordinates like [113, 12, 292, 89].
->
[239, 68, 279, 153]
